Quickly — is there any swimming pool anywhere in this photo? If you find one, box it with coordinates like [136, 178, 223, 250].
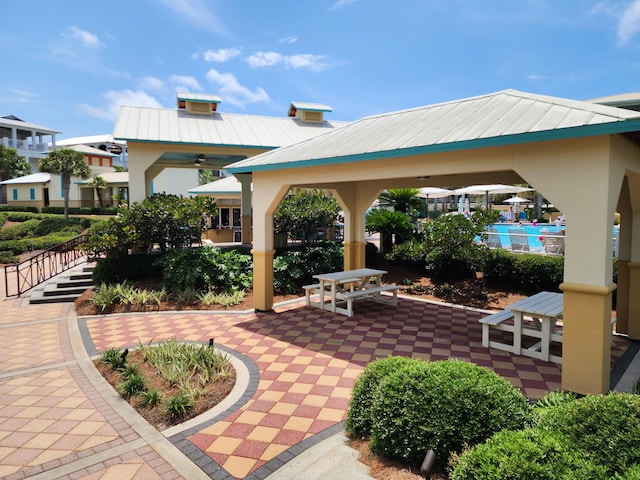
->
[484, 223, 620, 251]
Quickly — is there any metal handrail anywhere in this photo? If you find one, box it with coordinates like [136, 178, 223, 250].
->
[3, 234, 88, 297]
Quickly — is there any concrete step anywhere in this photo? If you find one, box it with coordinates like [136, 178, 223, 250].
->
[29, 262, 95, 305]
[265, 433, 373, 480]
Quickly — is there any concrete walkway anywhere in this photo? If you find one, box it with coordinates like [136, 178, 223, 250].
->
[1, 264, 638, 479]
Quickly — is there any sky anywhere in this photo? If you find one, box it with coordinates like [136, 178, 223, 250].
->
[3, 0, 640, 141]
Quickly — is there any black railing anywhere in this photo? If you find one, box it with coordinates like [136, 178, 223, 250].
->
[3, 234, 88, 297]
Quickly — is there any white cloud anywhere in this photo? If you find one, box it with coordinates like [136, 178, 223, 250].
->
[7, 88, 38, 103]
[279, 36, 298, 44]
[205, 68, 269, 108]
[63, 26, 101, 49]
[78, 89, 162, 121]
[618, 0, 640, 45]
[169, 75, 203, 92]
[525, 74, 546, 81]
[157, 0, 228, 36]
[330, 0, 358, 11]
[203, 48, 242, 63]
[246, 51, 327, 71]
[139, 76, 167, 92]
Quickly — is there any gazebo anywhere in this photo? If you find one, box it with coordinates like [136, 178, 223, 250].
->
[226, 89, 640, 396]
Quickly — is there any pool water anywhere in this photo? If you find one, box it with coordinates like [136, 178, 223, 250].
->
[483, 223, 619, 251]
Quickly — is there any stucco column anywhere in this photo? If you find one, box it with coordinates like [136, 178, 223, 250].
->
[127, 146, 162, 203]
[235, 174, 253, 244]
[560, 282, 615, 394]
[332, 183, 382, 271]
[251, 179, 290, 311]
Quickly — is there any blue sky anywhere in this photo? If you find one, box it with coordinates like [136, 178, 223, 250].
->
[3, 0, 640, 140]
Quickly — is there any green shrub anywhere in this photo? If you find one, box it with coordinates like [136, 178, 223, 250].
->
[117, 373, 146, 398]
[0, 205, 38, 213]
[6, 212, 42, 222]
[273, 241, 343, 293]
[449, 428, 607, 480]
[483, 249, 564, 292]
[0, 250, 19, 264]
[537, 393, 640, 476]
[166, 392, 195, 420]
[33, 217, 84, 236]
[613, 464, 640, 480]
[0, 213, 7, 227]
[345, 356, 414, 437]
[92, 254, 161, 284]
[0, 240, 29, 255]
[140, 388, 162, 407]
[0, 218, 40, 240]
[101, 347, 126, 371]
[533, 389, 577, 420]
[369, 359, 534, 472]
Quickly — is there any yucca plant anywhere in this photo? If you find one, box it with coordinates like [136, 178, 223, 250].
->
[140, 388, 162, 407]
[166, 391, 195, 420]
[92, 284, 120, 312]
[117, 373, 146, 398]
[101, 347, 126, 371]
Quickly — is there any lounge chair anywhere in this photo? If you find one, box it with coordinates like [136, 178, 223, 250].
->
[486, 229, 503, 249]
[508, 227, 530, 252]
[542, 235, 564, 255]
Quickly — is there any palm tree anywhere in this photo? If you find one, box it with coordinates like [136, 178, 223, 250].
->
[38, 148, 91, 219]
[366, 209, 414, 253]
[377, 188, 423, 214]
[0, 145, 31, 204]
[87, 175, 107, 208]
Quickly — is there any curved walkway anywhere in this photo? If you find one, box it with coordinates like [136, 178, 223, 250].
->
[0, 268, 636, 479]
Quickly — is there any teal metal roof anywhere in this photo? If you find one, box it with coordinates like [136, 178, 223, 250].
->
[177, 92, 221, 104]
[226, 89, 640, 173]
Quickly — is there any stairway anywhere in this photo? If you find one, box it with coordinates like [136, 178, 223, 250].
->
[29, 262, 95, 304]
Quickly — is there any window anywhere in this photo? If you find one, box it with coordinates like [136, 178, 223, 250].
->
[12, 189, 18, 200]
[29, 188, 35, 200]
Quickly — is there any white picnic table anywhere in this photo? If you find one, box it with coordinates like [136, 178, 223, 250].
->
[305, 268, 398, 317]
[481, 291, 564, 363]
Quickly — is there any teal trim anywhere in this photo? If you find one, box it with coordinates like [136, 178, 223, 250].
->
[60, 175, 64, 198]
[227, 119, 640, 173]
[112, 137, 280, 150]
[150, 180, 154, 196]
[29, 188, 35, 200]
[12, 189, 17, 201]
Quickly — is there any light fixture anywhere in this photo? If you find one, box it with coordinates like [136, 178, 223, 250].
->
[194, 153, 206, 166]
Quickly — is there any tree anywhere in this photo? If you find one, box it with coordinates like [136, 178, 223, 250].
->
[38, 148, 91, 219]
[365, 209, 414, 253]
[274, 189, 341, 243]
[377, 188, 423, 214]
[0, 145, 31, 203]
[86, 175, 107, 208]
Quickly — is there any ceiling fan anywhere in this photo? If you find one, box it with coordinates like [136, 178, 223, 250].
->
[193, 153, 206, 167]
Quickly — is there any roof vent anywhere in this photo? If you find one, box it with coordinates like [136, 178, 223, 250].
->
[288, 102, 332, 123]
[177, 93, 221, 116]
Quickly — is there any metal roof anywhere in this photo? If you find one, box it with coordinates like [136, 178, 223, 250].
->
[66, 144, 118, 157]
[0, 173, 50, 185]
[113, 106, 349, 148]
[226, 89, 640, 173]
[289, 102, 332, 112]
[188, 175, 245, 195]
[75, 172, 128, 185]
[177, 92, 221, 104]
[0, 116, 60, 135]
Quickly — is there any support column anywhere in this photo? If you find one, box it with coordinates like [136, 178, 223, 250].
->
[616, 260, 630, 334]
[627, 262, 640, 339]
[236, 174, 252, 244]
[251, 249, 275, 311]
[560, 282, 615, 395]
[343, 241, 366, 270]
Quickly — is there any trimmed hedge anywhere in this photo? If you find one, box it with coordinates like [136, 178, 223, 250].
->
[345, 356, 414, 437]
[482, 249, 564, 292]
[41, 206, 118, 216]
[449, 428, 607, 479]
[0, 205, 38, 213]
[536, 393, 640, 476]
[369, 359, 534, 472]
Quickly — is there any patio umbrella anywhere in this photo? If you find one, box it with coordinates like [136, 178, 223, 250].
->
[503, 196, 531, 213]
[417, 187, 452, 214]
[452, 184, 534, 209]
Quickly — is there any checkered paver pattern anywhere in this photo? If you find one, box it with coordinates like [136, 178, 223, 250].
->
[84, 297, 631, 479]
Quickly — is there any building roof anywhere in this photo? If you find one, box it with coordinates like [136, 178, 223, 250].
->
[113, 106, 349, 148]
[0, 173, 50, 185]
[289, 102, 332, 112]
[188, 175, 245, 195]
[0, 116, 60, 135]
[57, 134, 126, 147]
[59, 144, 118, 157]
[226, 89, 640, 173]
[177, 92, 221, 104]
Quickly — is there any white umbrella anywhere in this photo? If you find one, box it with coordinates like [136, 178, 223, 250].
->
[452, 184, 534, 209]
[504, 196, 531, 214]
[418, 187, 452, 214]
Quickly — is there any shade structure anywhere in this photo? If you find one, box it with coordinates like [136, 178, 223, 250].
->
[452, 184, 534, 209]
[418, 187, 453, 215]
[504, 195, 531, 213]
